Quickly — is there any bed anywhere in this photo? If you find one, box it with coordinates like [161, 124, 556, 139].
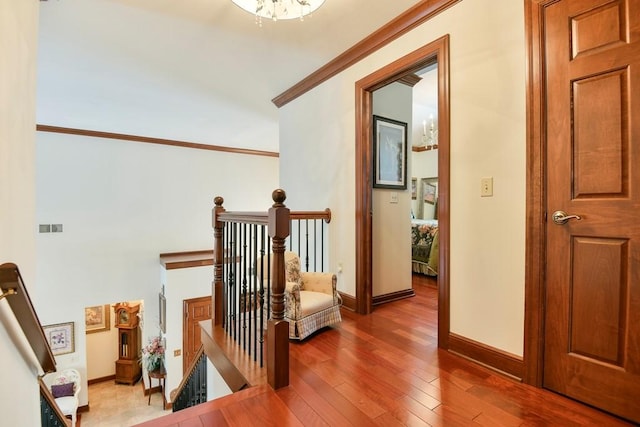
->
[411, 219, 439, 276]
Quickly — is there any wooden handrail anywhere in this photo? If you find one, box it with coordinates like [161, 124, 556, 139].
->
[217, 209, 331, 225]
[290, 208, 331, 223]
[0, 263, 56, 373]
[171, 344, 205, 402]
[217, 211, 269, 225]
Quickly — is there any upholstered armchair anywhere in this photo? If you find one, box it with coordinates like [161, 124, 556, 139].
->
[281, 251, 342, 340]
[50, 368, 81, 427]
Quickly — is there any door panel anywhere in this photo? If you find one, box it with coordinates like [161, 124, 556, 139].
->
[543, 0, 640, 422]
[182, 296, 212, 375]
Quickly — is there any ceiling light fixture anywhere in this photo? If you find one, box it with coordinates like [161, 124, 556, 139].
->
[231, 0, 325, 25]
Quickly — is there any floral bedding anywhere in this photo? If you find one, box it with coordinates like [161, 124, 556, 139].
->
[411, 219, 439, 276]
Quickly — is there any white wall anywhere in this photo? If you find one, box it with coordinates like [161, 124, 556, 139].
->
[372, 82, 413, 297]
[86, 304, 118, 380]
[0, 0, 41, 425]
[34, 131, 278, 405]
[279, 0, 526, 356]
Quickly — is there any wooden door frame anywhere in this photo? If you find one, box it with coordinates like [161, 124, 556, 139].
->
[523, 0, 550, 386]
[355, 35, 451, 348]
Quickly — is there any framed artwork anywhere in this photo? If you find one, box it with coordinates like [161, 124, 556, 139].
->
[43, 322, 75, 355]
[423, 180, 437, 204]
[411, 177, 417, 200]
[159, 292, 166, 333]
[85, 304, 110, 334]
[373, 115, 407, 189]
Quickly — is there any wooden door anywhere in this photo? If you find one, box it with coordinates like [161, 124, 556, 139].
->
[182, 296, 211, 374]
[542, 0, 640, 422]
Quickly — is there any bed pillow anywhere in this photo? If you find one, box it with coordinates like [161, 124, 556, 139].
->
[51, 382, 75, 398]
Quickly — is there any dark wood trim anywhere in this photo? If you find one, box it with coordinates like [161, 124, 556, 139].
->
[36, 124, 279, 158]
[355, 36, 451, 352]
[412, 145, 438, 152]
[159, 250, 214, 270]
[290, 208, 332, 223]
[272, 0, 461, 108]
[523, 0, 547, 387]
[449, 333, 525, 380]
[372, 289, 415, 306]
[338, 292, 356, 312]
[87, 374, 115, 385]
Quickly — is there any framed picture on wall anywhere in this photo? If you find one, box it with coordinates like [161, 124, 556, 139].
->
[411, 177, 417, 200]
[85, 304, 110, 334]
[159, 292, 166, 334]
[43, 322, 75, 355]
[423, 181, 437, 204]
[373, 115, 408, 189]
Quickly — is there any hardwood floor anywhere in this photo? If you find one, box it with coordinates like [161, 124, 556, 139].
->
[136, 274, 634, 426]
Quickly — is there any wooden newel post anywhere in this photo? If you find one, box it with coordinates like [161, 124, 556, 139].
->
[267, 189, 290, 389]
[212, 196, 225, 327]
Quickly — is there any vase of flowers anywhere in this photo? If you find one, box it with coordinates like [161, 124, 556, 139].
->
[142, 336, 165, 372]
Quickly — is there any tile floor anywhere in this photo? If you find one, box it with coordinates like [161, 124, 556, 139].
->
[81, 380, 171, 426]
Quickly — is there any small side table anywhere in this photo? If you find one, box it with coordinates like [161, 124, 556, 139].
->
[148, 367, 167, 408]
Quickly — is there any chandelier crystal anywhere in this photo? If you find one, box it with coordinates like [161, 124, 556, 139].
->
[231, 0, 325, 23]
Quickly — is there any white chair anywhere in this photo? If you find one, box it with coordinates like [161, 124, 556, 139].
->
[51, 368, 81, 427]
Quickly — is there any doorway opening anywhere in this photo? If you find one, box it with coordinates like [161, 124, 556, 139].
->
[355, 35, 450, 348]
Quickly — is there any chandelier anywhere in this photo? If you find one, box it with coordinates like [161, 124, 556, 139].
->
[231, 0, 325, 23]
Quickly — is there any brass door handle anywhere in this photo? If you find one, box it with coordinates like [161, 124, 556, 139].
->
[552, 210, 582, 225]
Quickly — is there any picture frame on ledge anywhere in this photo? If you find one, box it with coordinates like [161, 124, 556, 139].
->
[373, 115, 408, 189]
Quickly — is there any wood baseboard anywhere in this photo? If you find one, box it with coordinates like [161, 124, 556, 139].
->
[87, 375, 115, 385]
[372, 289, 415, 306]
[338, 292, 356, 311]
[448, 333, 524, 380]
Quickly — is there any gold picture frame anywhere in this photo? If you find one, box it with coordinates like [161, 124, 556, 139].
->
[85, 304, 110, 334]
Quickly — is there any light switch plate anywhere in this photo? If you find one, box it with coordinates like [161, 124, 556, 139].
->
[390, 192, 399, 203]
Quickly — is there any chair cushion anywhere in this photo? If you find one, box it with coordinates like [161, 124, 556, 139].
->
[55, 395, 78, 416]
[298, 291, 335, 317]
[51, 382, 74, 398]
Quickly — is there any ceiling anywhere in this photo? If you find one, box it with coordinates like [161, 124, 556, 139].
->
[37, 0, 423, 152]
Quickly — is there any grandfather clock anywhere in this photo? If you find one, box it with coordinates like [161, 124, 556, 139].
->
[114, 303, 141, 385]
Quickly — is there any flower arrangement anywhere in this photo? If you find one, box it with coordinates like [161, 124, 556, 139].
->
[141, 336, 165, 371]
